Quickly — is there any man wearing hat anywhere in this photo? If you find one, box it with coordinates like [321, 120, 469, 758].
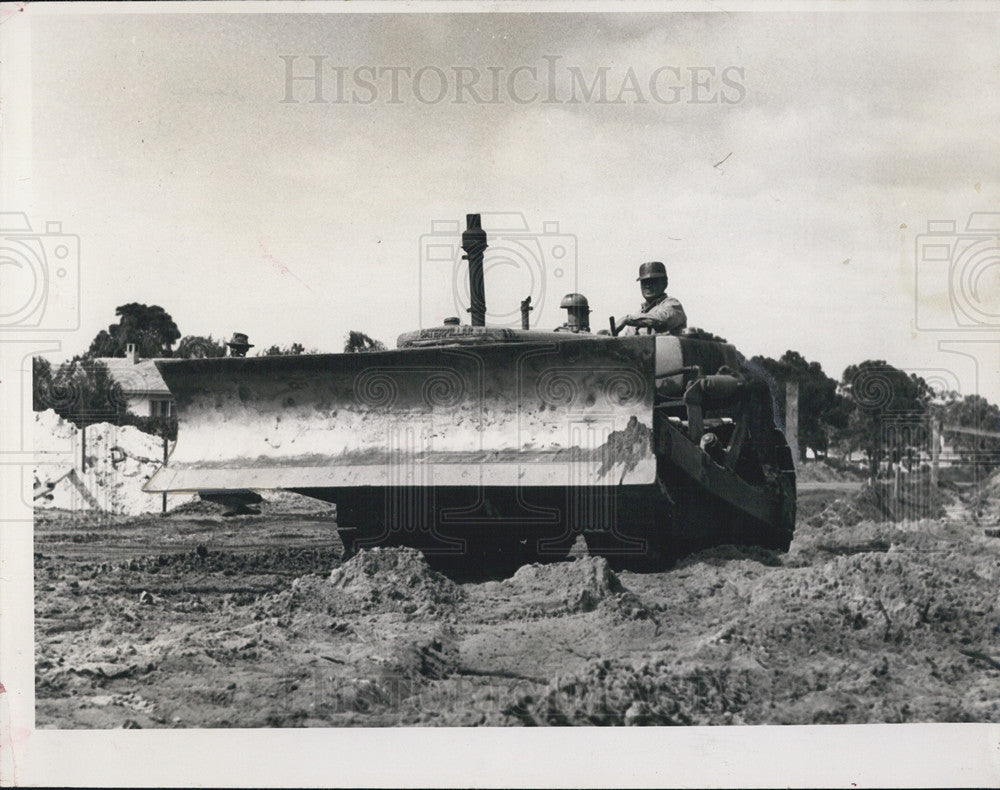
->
[615, 261, 687, 336]
[226, 332, 254, 357]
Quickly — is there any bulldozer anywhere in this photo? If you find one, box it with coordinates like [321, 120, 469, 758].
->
[146, 214, 795, 573]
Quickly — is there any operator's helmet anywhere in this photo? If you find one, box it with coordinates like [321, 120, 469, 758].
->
[636, 261, 667, 281]
[560, 293, 591, 311]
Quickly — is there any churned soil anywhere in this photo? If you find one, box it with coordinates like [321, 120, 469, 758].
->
[35, 480, 1000, 728]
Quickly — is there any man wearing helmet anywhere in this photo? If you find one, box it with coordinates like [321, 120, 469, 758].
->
[615, 261, 687, 335]
[555, 293, 591, 333]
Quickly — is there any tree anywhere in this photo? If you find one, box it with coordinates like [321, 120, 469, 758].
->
[260, 342, 312, 356]
[839, 360, 931, 479]
[748, 350, 847, 460]
[175, 335, 227, 359]
[34, 358, 122, 426]
[32, 357, 54, 412]
[344, 331, 386, 353]
[932, 391, 1000, 475]
[86, 303, 181, 359]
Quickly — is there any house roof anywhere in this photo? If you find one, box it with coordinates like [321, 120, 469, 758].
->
[94, 358, 172, 397]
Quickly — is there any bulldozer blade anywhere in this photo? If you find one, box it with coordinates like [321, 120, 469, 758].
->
[145, 337, 658, 494]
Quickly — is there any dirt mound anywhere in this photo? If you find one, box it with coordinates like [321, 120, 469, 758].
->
[168, 491, 336, 517]
[162, 498, 222, 516]
[503, 658, 756, 725]
[717, 514, 999, 723]
[789, 515, 969, 565]
[116, 546, 344, 578]
[805, 477, 948, 528]
[972, 469, 1000, 524]
[674, 544, 784, 569]
[505, 556, 622, 612]
[320, 547, 464, 615]
[806, 484, 885, 527]
[499, 556, 653, 619]
[500, 510, 1000, 727]
[377, 631, 459, 681]
[262, 490, 336, 515]
[796, 460, 865, 483]
[249, 547, 463, 620]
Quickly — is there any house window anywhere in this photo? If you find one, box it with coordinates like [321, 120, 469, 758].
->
[150, 399, 174, 418]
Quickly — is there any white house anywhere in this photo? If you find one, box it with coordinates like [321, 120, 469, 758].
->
[95, 343, 175, 418]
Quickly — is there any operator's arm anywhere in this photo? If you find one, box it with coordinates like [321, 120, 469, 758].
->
[618, 298, 687, 333]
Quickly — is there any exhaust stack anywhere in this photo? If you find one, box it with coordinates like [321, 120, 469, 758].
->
[461, 213, 488, 327]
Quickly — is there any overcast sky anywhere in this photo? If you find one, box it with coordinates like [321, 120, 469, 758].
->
[17, 7, 1000, 400]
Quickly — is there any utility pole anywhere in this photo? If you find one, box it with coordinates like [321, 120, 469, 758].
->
[79, 394, 87, 474]
[162, 429, 169, 515]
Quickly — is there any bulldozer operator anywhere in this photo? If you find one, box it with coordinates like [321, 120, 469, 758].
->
[615, 261, 687, 336]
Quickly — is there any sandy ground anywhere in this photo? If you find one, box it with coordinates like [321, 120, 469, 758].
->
[35, 483, 1000, 728]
